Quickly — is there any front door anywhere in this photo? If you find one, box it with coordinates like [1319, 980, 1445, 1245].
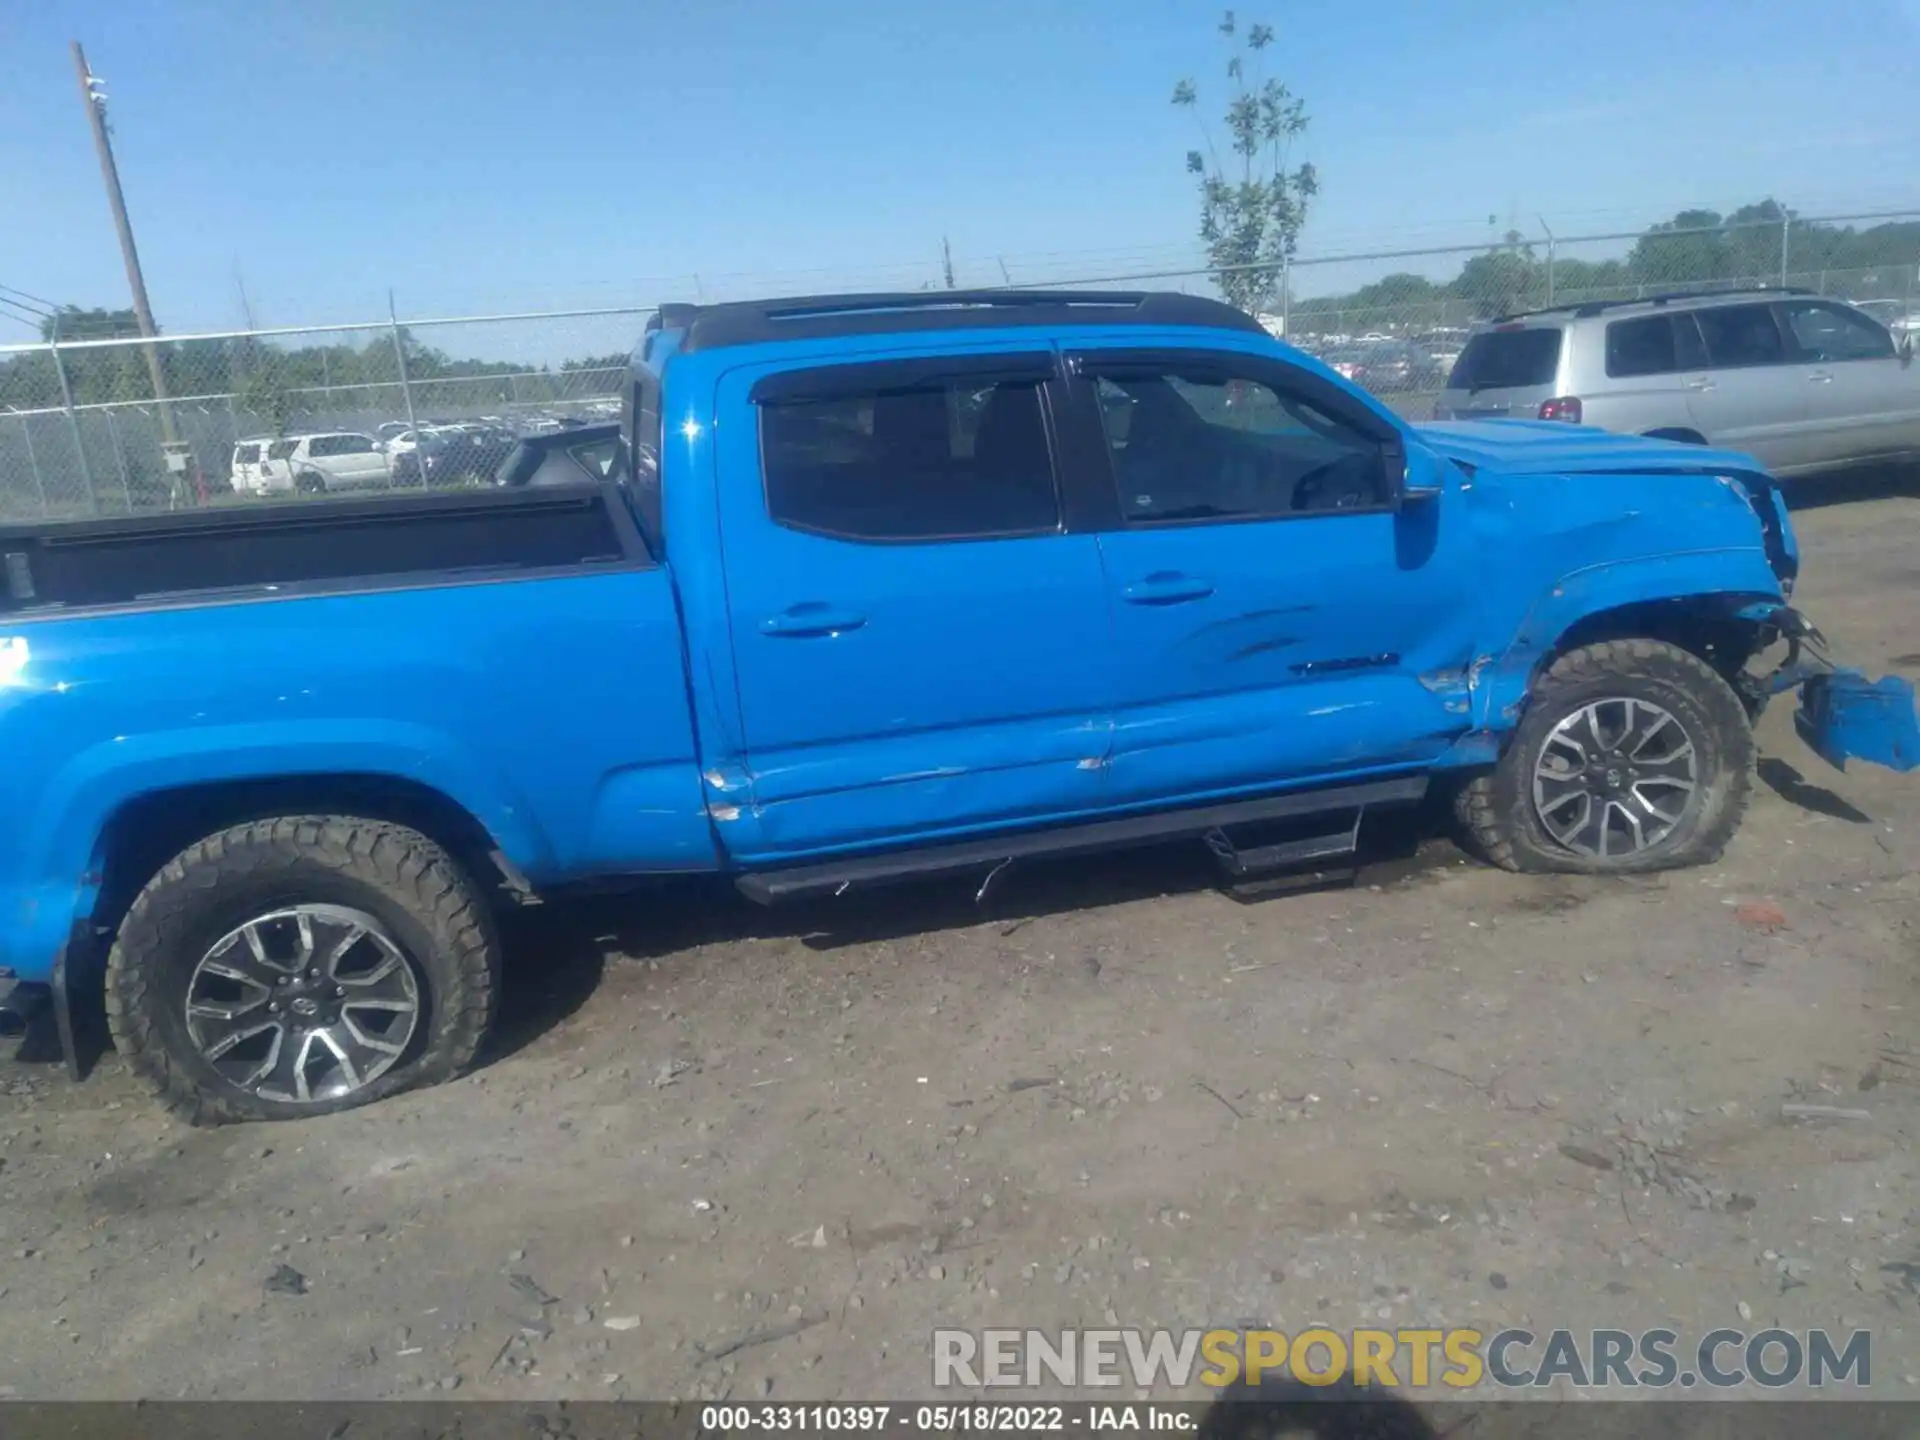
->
[713, 348, 1116, 859]
[1066, 346, 1480, 806]
[1777, 298, 1920, 465]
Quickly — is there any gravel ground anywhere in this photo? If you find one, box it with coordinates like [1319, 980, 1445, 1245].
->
[1, 478, 1917, 1406]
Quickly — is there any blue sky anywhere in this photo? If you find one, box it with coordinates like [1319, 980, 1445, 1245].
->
[4, 0, 1920, 340]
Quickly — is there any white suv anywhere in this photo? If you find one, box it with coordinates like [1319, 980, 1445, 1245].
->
[233, 433, 393, 495]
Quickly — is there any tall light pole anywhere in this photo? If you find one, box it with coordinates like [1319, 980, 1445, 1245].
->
[71, 40, 176, 445]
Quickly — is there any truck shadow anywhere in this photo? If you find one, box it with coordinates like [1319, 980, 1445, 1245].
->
[487, 797, 1464, 1063]
[1756, 755, 1873, 823]
[1780, 464, 1917, 511]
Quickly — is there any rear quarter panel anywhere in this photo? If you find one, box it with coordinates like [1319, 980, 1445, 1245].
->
[0, 570, 709, 984]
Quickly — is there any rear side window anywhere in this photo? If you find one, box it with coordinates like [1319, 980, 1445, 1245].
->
[1693, 304, 1785, 368]
[233, 443, 261, 464]
[1447, 328, 1562, 391]
[308, 434, 374, 457]
[756, 357, 1060, 542]
[267, 440, 298, 461]
[1605, 316, 1679, 378]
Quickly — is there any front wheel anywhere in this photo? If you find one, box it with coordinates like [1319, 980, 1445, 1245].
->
[104, 817, 500, 1124]
[1457, 639, 1755, 873]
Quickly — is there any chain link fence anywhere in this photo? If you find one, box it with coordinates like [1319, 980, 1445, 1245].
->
[4, 208, 1917, 517]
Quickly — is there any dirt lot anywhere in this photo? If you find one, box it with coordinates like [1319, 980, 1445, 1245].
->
[2, 480, 1917, 1406]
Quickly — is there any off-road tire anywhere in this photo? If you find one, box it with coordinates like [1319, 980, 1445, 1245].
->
[104, 817, 499, 1125]
[1456, 639, 1755, 874]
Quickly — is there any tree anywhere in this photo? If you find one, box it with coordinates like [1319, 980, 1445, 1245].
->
[1453, 230, 1545, 319]
[1173, 11, 1317, 316]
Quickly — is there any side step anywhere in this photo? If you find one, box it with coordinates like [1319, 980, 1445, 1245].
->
[735, 776, 1426, 904]
[1202, 808, 1364, 877]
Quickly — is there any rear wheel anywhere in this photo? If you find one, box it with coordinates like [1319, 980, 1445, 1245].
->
[105, 817, 500, 1124]
[1457, 639, 1754, 873]
[294, 471, 326, 494]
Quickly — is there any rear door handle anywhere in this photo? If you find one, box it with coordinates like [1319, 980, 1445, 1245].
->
[1807, 371, 1835, 384]
[762, 603, 867, 638]
[1684, 378, 1715, 392]
[1122, 572, 1215, 605]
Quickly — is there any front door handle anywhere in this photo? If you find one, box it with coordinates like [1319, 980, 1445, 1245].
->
[1684, 377, 1715, 392]
[1122, 572, 1215, 605]
[1807, 371, 1835, 384]
[762, 603, 867, 638]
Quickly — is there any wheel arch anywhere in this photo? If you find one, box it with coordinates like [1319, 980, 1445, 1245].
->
[87, 773, 526, 942]
[1536, 593, 1775, 694]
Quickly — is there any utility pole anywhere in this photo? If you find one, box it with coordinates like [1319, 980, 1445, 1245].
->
[71, 40, 176, 445]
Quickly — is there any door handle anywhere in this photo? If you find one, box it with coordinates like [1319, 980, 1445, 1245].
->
[761, 603, 867, 638]
[1122, 572, 1215, 605]
[1807, 371, 1835, 384]
[1684, 378, 1715, 392]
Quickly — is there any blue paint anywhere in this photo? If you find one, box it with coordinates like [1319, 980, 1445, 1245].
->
[1798, 672, 1920, 773]
[2, 322, 1913, 989]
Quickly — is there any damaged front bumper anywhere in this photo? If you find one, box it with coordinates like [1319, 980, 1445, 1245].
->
[1753, 608, 1920, 773]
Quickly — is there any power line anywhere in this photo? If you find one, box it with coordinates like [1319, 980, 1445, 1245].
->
[0, 283, 57, 314]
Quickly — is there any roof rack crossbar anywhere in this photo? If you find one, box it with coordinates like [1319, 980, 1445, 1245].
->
[1493, 285, 1814, 325]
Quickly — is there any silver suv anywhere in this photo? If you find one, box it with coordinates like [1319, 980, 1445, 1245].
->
[1433, 289, 1920, 478]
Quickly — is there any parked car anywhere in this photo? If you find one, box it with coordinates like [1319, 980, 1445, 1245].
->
[1434, 289, 1920, 478]
[233, 432, 392, 495]
[397, 423, 519, 486]
[1, 288, 1914, 1122]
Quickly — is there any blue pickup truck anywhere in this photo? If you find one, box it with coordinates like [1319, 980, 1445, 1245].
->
[1, 290, 1913, 1123]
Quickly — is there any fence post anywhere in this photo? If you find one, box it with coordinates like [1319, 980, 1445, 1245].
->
[1780, 215, 1791, 287]
[103, 408, 135, 509]
[389, 291, 421, 442]
[48, 322, 99, 514]
[1280, 253, 1292, 338]
[13, 412, 49, 514]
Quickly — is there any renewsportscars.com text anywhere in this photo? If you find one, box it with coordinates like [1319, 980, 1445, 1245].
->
[931, 1327, 1873, 1391]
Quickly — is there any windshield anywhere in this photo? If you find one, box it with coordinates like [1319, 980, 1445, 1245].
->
[1447, 327, 1563, 392]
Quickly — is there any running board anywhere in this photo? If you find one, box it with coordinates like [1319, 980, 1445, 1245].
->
[1202, 808, 1365, 877]
[734, 776, 1427, 904]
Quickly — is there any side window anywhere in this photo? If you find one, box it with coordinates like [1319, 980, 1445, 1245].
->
[234, 443, 260, 464]
[625, 365, 665, 556]
[757, 360, 1060, 542]
[1693, 304, 1786, 369]
[307, 435, 342, 458]
[1782, 302, 1896, 362]
[1604, 316, 1678, 378]
[1083, 358, 1393, 521]
[266, 440, 298, 461]
[339, 435, 375, 455]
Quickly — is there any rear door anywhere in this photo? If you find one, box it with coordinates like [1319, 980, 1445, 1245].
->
[1067, 343, 1479, 805]
[1776, 299, 1920, 465]
[1585, 313, 1701, 437]
[711, 347, 1117, 858]
[231, 442, 262, 492]
[1435, 323, 1564, 420]
[1683, 303, 1818, 471]
[261, 438, 299, 490]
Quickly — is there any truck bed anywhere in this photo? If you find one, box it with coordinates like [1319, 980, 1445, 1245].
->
[0, 484, 644, 616]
